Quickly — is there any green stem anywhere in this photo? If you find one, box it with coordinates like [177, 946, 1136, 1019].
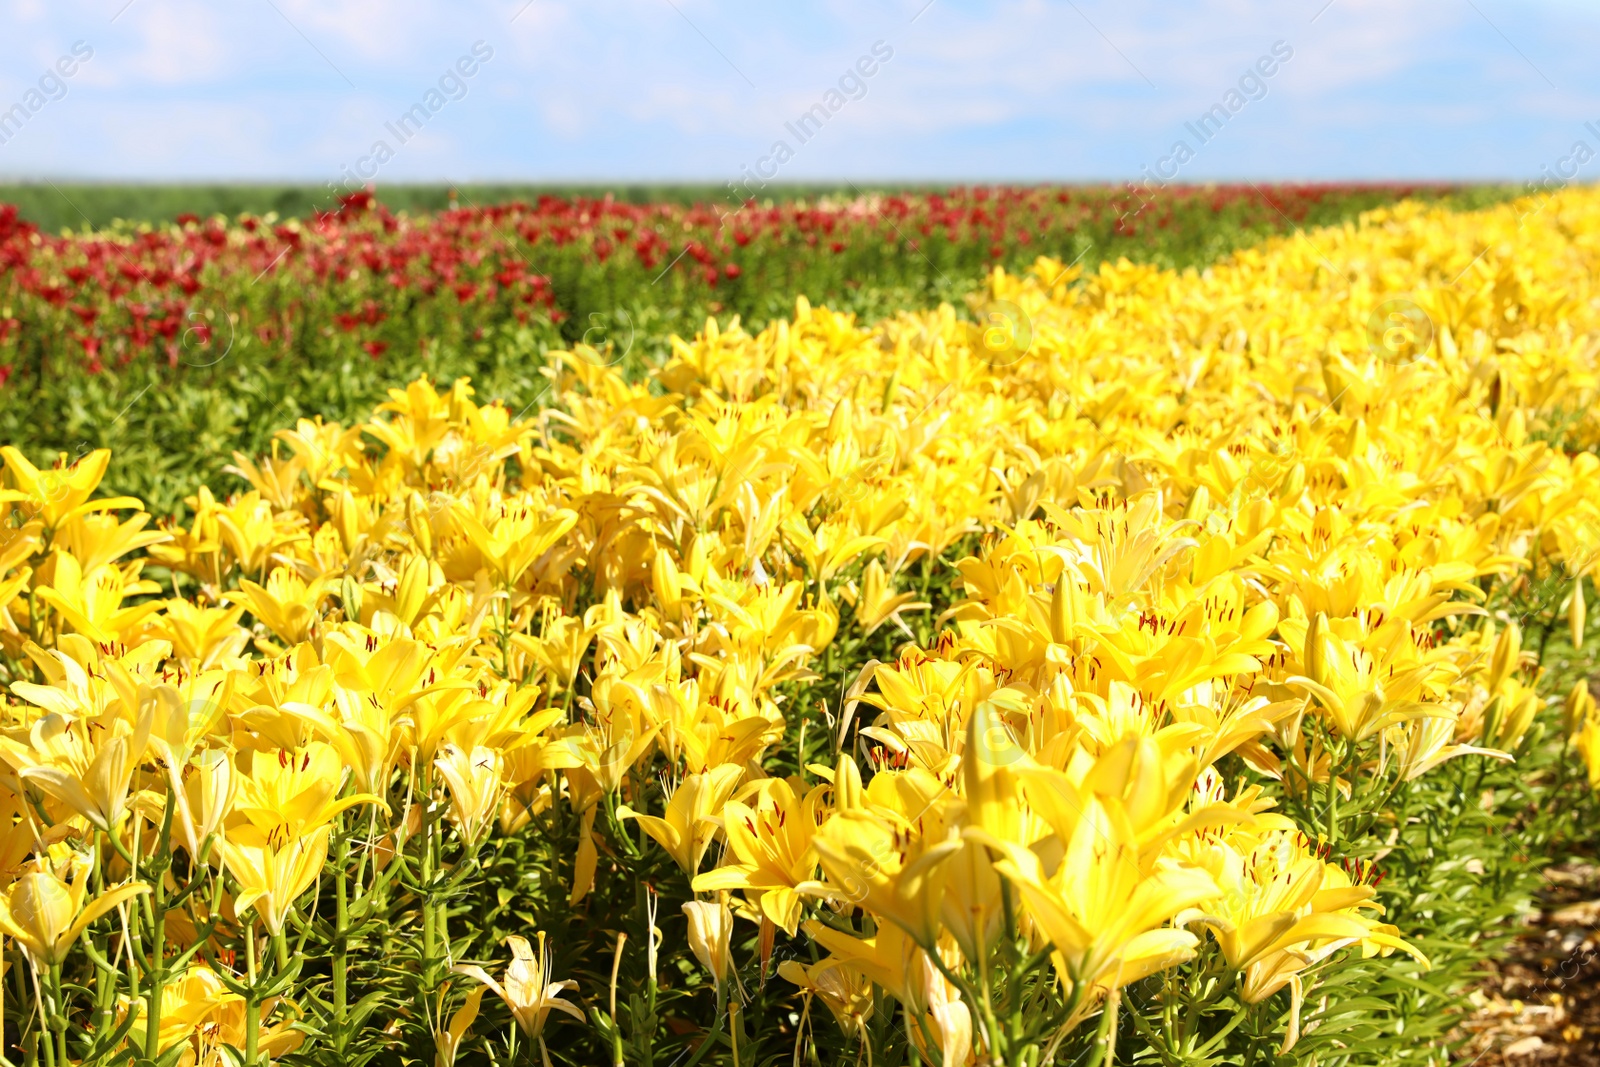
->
[421, 794, 437, 992]
[40, 965, 60, 1067]
[244, 924, 260, 1067]
[144, 786, 176, 1060]
[1325, 743, 1343, 846]
[333, 826, 350, 1054]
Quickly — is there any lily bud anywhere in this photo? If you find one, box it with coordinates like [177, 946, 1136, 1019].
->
[339, 574, 363, 625]
[1280, 462, 1306, 501]
[1566, 680, 1595, 740]
[179, 748, 236, 859]
[1571, 577, 1587, 650]
[1049, 577, 1073, 644]
[395, 553, 432, 627]
[1488, 620, 1520, 693]
[833, 753, 864, 812]
[827, 395, 854, 443]
[1304, 612, 1328, 687]
[651, 548, 683, 621]
[334, 487, 361, 552]
[406, 491, 434, 557]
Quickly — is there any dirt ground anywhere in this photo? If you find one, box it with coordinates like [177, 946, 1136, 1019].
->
[1455, 863, 1600, 1064]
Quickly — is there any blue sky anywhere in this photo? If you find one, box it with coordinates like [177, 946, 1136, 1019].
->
[1, 0, 1598, 182]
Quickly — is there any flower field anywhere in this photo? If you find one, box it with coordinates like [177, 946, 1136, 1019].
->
[1, 186, 1598, 1066]
[0, 183, 1506, 515]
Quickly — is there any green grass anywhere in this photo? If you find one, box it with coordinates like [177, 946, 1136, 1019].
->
[2, 180, 1519, 234]
[5, 181, 953, 233]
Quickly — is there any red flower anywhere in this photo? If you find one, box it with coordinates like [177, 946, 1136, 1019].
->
[339, 189, 376, 214]
[362, 340, 388, 359]
[722, 263, 741, 280]
[80, 335, 103, 373]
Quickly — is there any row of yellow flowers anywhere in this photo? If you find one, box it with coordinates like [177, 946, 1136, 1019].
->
[0, 189, 1597, 1065]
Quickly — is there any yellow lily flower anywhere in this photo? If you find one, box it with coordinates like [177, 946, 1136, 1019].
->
[220, 823, 331, 935]
[0, 704, 152, 832]
[841, 559, 929, 636]
[691, 776, 823, 934]
[681, 898, 734, 990]
[983, 796, 1217, 994]
[452, 502, 578, 588]
[777, 957, 872, 1041]
[811, 808, 963, 949]
[120, 962, 244, 1056]
[0, 447, 140, 529]
[1287, 613, 1440, 742]
[0, 851, 148, 965]
[230, 742, 384, 840]
[34, 550, 164, 642]
[149, 598, 250, 669]
[225, 567, 332, 647]
[618, 764, 742, 877]
[434, 984, 488, 1067]
[452, 932, 583, 1041]
[435, 743, 504, 846]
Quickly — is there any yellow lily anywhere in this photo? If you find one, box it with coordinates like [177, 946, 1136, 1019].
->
[220, 823, 331, 935]
[452, 933, 583, 1046]
[681, 898, 735, 990]
[225, 567, 331, 647]
[452, 502, 578, 588]
[120, 962, 244, 1056]
[0, 447, 140, 530]
[0, 851, 148, 965]
[777, 957, 873, 1042]
[230, 742, 384, 840]
[435, 743, 504, 846]
[1287, 613, 1437, 742]
[842, 559, 929, 636]
[810, 808, 963, 949]
[434, 984, 488, 1067]
[34, 550, 164, 642]
[691, 776, 823, 934]
[617, 764, 742, 877]
[983, 796, 1217, 995]
[0, 705, 152, 832]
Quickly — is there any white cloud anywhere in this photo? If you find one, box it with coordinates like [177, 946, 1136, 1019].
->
[0, 0, 1597, 179]
[116, 1, 232, 85]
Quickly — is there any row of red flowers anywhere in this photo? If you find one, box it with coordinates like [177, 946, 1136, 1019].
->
[0, 182, 1469, 379]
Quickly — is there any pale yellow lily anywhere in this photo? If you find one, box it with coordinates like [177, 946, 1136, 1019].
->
[0, 851, 148, 966]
